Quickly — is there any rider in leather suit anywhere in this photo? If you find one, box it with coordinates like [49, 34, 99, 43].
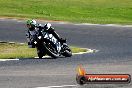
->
[26, 19, 66, 48]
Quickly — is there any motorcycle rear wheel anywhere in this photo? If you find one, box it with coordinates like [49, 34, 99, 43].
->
[62, 44, 72, 57]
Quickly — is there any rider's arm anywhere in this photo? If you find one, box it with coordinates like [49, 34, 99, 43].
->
[25, 30, 36, 48]
[25, 30, 31, 43]
[36, 24, 44, 30]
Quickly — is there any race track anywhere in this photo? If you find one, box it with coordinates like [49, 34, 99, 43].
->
[0, 19, 132, 88]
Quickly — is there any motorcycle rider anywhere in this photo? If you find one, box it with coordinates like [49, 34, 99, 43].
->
[26, 19, 66, 48]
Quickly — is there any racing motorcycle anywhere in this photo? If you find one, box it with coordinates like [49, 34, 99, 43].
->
[32, 29, 72, 58]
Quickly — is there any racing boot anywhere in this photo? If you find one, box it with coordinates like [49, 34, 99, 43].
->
[28, 42, 35, 48]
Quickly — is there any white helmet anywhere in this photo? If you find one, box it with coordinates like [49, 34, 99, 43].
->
[32, 20, 37, 25]
[26, 19, 37, 27]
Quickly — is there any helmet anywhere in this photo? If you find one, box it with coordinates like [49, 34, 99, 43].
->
[26, 19, 37, 27]
[44, 23, 51, 30]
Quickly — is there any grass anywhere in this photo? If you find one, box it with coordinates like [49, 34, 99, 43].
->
[0, 42, 87, 59]
[0, 0, 132, 24]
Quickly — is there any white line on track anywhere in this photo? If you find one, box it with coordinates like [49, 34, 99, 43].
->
[73, 49, 99, 55]
[36, 85, 77, 88]
[73, 23, 132, 27]
[34, 56, 51, 58]
[0, 59, 19, 61]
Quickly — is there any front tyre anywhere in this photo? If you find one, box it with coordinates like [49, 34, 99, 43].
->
[43, 40, 60, 58]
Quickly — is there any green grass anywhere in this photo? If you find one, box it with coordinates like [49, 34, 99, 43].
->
[0, 42, 87, 59]
[0, 0, 132, 24]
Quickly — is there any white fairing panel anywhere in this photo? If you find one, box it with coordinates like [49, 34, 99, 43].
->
[44, 33, 61, 52]
[46, 23, 51, 29]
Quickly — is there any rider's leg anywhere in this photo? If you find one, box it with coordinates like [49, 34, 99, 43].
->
[26, 31, 35, 48]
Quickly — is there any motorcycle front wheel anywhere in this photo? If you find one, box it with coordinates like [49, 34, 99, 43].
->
[43, 40, 60, 58]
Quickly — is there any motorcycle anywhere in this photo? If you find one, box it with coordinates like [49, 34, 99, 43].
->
[32, 29, 72, 58]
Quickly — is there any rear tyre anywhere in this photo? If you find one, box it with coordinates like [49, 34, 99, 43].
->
[62, 50, 72, 57]
[62, 44, 72, 57]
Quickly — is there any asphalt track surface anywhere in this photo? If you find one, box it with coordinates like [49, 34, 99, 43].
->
[0, 19, 132, 88]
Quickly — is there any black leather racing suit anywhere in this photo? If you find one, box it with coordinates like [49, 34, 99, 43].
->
[26, 24, 65, 48]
